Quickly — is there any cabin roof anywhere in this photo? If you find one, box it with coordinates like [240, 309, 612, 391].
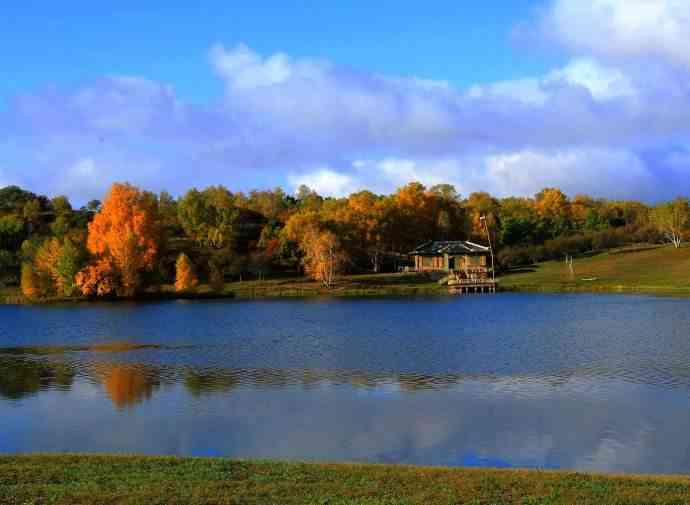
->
[410, 240, 490, 256]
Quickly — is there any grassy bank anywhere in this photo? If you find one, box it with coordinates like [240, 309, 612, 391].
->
[218, 272, 445, 299]
[0, 273, 445, 304]
[2, 455, 690, 504]
[499, 244, 690, 296]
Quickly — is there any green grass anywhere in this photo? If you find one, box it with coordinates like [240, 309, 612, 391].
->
[1, 455, 690, 504]
[499, 244, 690, 296]
[0, 273, 446, 304]
[219, 272, 445, 299]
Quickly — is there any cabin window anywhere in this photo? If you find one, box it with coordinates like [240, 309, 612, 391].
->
[422, 256, 433, 268]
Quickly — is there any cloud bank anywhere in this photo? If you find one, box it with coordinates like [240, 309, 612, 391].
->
[3, 1, 690, 202]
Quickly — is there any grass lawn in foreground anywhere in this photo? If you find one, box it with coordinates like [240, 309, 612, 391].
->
[499, 244, 690, 295]
[2, 455, 690, 505]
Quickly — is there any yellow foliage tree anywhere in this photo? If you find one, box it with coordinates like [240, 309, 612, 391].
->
[20, 262, 40, 299]
[301, 229, 347, 288]
[77, 183, 160, 297]
[174, 253, 198, 292]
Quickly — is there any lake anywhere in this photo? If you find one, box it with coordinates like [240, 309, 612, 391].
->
[2, 293, 690, 474]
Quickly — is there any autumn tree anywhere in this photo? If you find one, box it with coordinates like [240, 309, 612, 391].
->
[75, 258, 117, 296]
[332, 191, 390, 272]
[535, 188, 571, 238]
[301, 229, 348, 288]
[20, 262, 40, 299]
[247, 188, 289, 221]
[465, 192, 500, 244]
[175, 253, 198, 292]
[652, 198, 690, 248]
[390, 182, 436, 252]
[77, 183, 160, 297]
[33, 237, 83, 297]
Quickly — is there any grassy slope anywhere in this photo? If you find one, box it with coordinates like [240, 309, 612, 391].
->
[2, 455, 690, 505]
[499, 245, 690, 295]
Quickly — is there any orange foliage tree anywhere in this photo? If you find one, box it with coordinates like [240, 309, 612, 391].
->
[174, 253, 198, 292]
[301, 228, 348, 288]
[76, 183, 160, 297]
[20, 262, 40, 299]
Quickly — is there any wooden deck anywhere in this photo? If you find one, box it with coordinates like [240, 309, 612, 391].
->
[447, 269, 497, 294]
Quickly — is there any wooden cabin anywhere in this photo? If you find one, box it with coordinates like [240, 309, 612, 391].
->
[410, 241, 490, 273]
[410, 241, 496, 294]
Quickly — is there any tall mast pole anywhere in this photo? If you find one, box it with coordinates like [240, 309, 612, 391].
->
[481, 216, 495, 282]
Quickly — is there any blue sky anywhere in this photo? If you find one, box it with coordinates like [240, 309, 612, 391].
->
[1, 1, 552, 103]
[3, 1, 690, 203]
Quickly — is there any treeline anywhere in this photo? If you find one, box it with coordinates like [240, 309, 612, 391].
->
[0, 182, 688, 298]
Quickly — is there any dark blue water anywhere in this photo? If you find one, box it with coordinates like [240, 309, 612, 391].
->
[2, 293, 690, 474]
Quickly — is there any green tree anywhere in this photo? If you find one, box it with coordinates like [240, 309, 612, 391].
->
[54, 239, 83, 296]
[178, 187, 238, 249]
[0, 216, 25, 250]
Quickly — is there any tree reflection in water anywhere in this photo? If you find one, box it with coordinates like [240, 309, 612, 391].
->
[94, 363, 160, 410]
[0, 357, 75, 400]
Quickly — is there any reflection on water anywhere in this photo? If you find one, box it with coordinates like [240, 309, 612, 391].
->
[0, 357, 75, 400]
[3, 294, 690, 474]
[95, 363, 160, 410]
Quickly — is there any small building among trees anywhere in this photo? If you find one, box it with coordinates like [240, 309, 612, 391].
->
[410, 241, 496, 294]
[410, 241, 490, 272]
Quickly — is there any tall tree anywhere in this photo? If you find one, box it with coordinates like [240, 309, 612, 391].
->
[535, 188, 571, 238]
[20, 262, 40, 299]
[174, 253, 198, 292]
[652, 198, 690, 248]
[77, 183, 160, 296]
[178, 186, 238, 249]
[301, 229, 348, 288]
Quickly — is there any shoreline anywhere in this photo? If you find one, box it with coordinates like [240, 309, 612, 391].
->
[1, 454, 689, 504]
[5, 282, 690, 304]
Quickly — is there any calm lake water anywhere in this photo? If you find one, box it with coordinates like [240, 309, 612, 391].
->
[2, 293, 690, 474]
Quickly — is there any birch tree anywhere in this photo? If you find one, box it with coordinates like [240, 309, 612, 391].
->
[652, 198, 689, 249]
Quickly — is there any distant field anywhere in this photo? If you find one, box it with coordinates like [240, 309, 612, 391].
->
[3, 455, 690, 505]
[499, 244, 690, 295]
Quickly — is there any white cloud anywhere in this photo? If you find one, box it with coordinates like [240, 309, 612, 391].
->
[483, 148, 654, 198]
[288, 168, 359, 197]
[467, 58, 636, 104]
[546, 58, 637, 100]
[5, 37, 690, 202]
[307, 148, 656, 200]
[543, 0, 690, 68]
[210, 43, 327, 90]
